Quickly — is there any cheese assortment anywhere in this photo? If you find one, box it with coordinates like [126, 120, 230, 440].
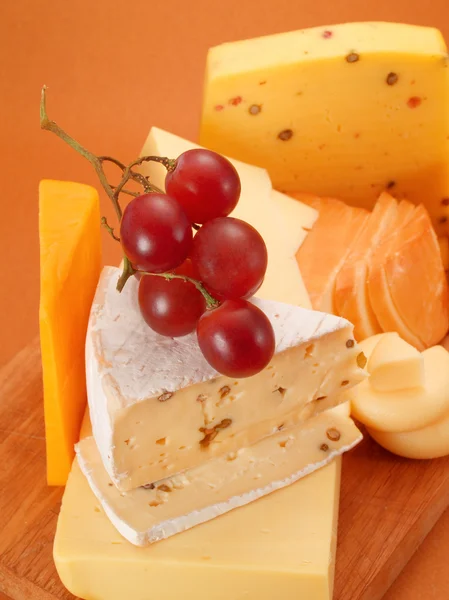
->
[347, 333, 449, 459]
[37, 20, 449, 600]
[51, 165, 363, 597]
[200, 22, 449, 235]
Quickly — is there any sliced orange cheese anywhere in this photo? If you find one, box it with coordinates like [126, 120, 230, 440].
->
[368, 201, 424, 349]
[295, 195, 369, 313]
[39, 180, 101, 486]
[439, 236, 449, 271]
[334, 192, 398, 340]
[383, 205, 449, 348]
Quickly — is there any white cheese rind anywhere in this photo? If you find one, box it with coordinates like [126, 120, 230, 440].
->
[89, 267, 350, 402]
[87, 267, 366, 491]
[76, 409, 362, 546]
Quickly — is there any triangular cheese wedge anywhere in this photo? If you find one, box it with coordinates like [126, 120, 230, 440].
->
[87, 267, 366, 492]
[77, 409, 361, 546]
[139, 127, 318, 309]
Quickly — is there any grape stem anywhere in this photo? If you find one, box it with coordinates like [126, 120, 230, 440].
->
[100, 217, 120, 241]
[40, 86, 216, 304]
[138, 271, 220, 309]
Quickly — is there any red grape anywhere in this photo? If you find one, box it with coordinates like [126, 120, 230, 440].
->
[138, 260, 206, 337]
[165, 149, 241, 224]
[197, 299, 275, 377]
[120, 193, 192, 273]
[191, 217, 267, 299]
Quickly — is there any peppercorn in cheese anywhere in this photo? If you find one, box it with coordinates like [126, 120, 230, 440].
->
[200, 22, 449, 236]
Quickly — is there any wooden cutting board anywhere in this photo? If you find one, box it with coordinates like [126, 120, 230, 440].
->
[1, 340, 449, 600]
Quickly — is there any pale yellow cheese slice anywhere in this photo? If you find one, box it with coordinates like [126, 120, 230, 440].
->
[139, 127, 317, 308]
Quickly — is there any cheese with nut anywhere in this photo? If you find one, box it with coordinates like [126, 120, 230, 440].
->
[200, 22, 449, 235]
[87, 266, 366, 491]
[77, 408, 361, 545]
[140, 127, 318, 309]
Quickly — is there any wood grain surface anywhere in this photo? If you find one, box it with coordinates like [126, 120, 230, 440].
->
[0, 341, 448, 600]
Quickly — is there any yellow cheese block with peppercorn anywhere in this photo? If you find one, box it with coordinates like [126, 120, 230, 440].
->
[200, 22, 449, 235]
[39, 180, 101, 485]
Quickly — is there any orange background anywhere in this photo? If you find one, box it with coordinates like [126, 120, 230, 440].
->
[1, 0, 449, 598]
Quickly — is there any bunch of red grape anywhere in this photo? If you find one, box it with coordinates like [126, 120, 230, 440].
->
[120, 149, 275, 378]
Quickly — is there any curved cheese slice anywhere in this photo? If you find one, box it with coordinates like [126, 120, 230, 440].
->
[384, 205, 449, 348]
[295, 195, 369, 314]
[334, 193, 398, 340]
[76, 409, 361, 546]
[349, 346, 449, 433]
[368, 332, 424, 392]
[368, 407, 449, 459]
[87, 267, 366, 491]
[368, 200, 424, 349]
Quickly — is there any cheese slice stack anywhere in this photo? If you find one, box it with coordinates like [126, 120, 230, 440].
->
[77, 406, 360, 545]
[86, 267, 366, 492]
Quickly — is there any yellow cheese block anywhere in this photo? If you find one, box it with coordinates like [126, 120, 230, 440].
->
[200, 22, 449, 235]
[55, 443, 342, 600]
[39, 180, 101, 485]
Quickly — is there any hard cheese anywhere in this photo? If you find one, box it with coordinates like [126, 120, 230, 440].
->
[77, 409, 361, 545]
[87, 266, 366, 491]
[39, 180, 101, 485]
[348, 335, 449, 459]
[139, 127, 317, 308]
[368, 332, 424, 392]
[200, 22, 449, 235]
[56, 439, 345, 600]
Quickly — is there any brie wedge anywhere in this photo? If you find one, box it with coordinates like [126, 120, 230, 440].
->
[86, 267, 366, 491]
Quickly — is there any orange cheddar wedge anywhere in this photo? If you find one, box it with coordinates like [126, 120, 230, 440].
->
[295, 196, 369, 313]
[39, 180, 101, 485]
[334, 193, 398, 340]
[368, 201, 424, 349]
[383, 205, 449, 348]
